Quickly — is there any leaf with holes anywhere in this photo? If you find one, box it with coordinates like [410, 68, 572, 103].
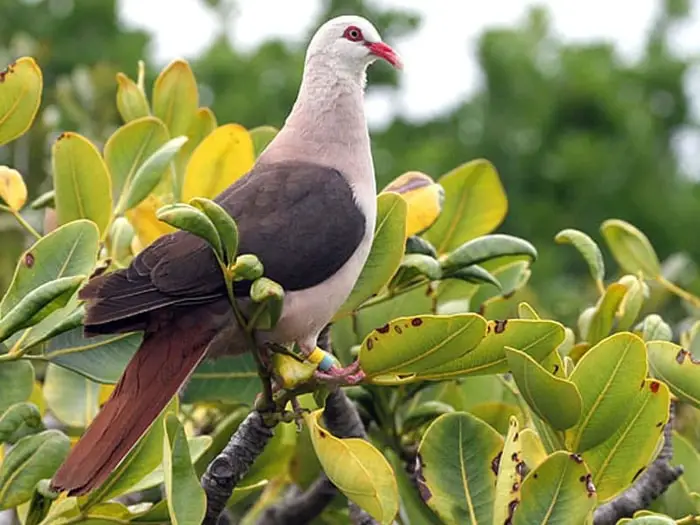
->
[419, 319, 564, 379]
[583, 379, 669, 502]
[512, 451, 597, 524]
[0, 57, 42, 146]
[358, 314, 486, 384]
[416, 412, 503, 524]
[647, 341, 700, 410]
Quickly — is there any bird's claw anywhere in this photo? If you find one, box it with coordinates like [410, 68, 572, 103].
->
[313, 360, 365, 385]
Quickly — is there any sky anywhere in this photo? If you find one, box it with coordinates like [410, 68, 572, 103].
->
[118, 0, 700, 174]
[119, 0, 700, 120]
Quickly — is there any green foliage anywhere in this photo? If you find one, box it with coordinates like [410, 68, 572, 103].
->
[0, 18, 699, 524]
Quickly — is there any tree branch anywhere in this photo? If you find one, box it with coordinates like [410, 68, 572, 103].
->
[593, 400, 684, 525]
[258, 339, 378, 525]
[201, 410, 276, 524]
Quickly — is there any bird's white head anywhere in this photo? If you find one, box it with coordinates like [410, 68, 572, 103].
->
[305, 15, 402, 78]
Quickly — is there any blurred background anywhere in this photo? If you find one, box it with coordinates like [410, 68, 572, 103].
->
[1, 0, 699, 326]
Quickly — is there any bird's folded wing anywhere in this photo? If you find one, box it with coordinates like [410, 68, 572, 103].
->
[82, 161, 367, 327]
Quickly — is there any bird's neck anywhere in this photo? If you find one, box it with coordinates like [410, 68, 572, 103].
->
[263, 58, 372, 174]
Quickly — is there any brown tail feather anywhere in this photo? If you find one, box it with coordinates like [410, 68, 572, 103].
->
[50, 302, 229, 496]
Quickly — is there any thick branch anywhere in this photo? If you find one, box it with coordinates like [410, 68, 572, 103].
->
[593, 401, 684, 525]
[201, 410, 276, 524]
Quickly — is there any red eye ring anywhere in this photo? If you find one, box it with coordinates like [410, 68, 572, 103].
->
[343, 25, 363, 42]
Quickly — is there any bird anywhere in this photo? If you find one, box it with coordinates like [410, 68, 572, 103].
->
[49, 15, 402, 497]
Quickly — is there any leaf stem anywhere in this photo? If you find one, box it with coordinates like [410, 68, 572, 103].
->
[0, 204, 41, 239]
[656, 275, 700, 308]
[595, 278, 606, 296]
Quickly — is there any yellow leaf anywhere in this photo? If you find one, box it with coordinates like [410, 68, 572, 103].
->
[152, 59, 198, 138]
[0, 57, 43, 146]
[126, 194, 175, 250]
[303, 409, 398, 524]
[182, 124, 255, 201]
[28, 380, 46, 416]
[382, 171, 444, 236]
[99, 384, 115, 407]
[115, 72, 150, 123]
[0, 166, 27, 211]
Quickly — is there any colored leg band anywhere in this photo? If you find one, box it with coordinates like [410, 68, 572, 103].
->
[307, 347, 335, 371]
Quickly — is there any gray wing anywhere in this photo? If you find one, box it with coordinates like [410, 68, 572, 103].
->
[82, 161, 367, 328]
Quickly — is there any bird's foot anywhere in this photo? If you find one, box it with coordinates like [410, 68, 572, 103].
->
[313, 360, 365, 386]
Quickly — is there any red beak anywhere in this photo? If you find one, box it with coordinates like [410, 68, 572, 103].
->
[367, 42, 403, 69]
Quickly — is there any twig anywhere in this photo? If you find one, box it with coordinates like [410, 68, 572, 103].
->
[0, 204, 41, 239]
[201, 410, 276, 524]
[258, 374, 377, 524]
[593, 400, 684, 525]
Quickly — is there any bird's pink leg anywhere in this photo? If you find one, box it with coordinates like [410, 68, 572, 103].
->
[298, 340, 366, 385]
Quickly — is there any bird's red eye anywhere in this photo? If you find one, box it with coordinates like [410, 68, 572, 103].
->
[343, 26, 363, 42]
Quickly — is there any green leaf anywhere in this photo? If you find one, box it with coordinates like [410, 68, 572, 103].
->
[647, 341, 700, 409]
[0, 276, 85, 341]
[189, 197, 239, 265]
[635, 314, 673, 342]
[0, 430, 70, 509]
[79, 398, 178, 508]
[398, 253, 442, 282]
[235, 421, 297, 491]
[0, 360, 34, 415]
[518, 302, 540, 320]
[230, 254, 263, 282]
[403, 401, 455, 432]
[586, 282, 629, 344]
[493, 416, 525, 525]
[117, 135, 188, 213]
[0, 402, 43, 443]
[336, 193, 408, 318]
[416, 412, 503, 525]
[512, 451, 597, 524]
[616, 275, 648, 332]
[249, 125, 278, 157]
[0, 220, 99, 317]
[600, 219, 660, 278]
[115, 72, 150, 123]
[405, 235, 438, 258]
[104, 116, 169, 202]
[43, 364, 100, 428]
[554, 228, 605, 283]
[358, 314, 487, 384]
[29, 190, 55, 210]
[386, 449, 443, 525]
[152, 59, 198, 138]
[505, 346, 583, 430]
[618, 515, 678, 524]
[304, 409, 398, 524]
[440, 234, 537, 274]
[181, 353, 259, 406]
[444, 264, 501, 289]
[658, 432, 700, 517]
[52, 132, 113, 235]
[156, 203, 224, 262]
[109, 217, 135, 264]
[43, 326, 142, 384]
[419, 319, 564, 379]
[423, 159, 507, 254]
[249, 277, 284, 330]
[0, 57, 43, 146]
[568, 333, 648, 452]
[583, 379, 669, 501]
[162, 414, 206, 525]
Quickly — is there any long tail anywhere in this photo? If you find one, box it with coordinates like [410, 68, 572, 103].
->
[50, 302, 229, 496]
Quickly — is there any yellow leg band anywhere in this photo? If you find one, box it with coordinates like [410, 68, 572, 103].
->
[307, 347, 326, 365]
